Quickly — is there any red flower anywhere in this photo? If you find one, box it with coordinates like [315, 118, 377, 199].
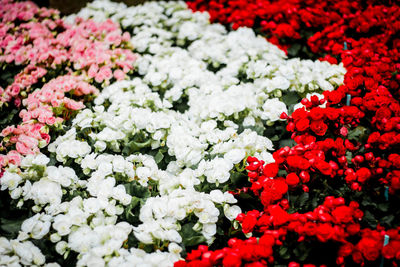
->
[314, 160, 333, 176]
[268, 205, 289, 226]
[309, 107, 325, 121]
[347, 224, 361, 235]
[263, 163, 279, 177]
[382, 244, 396, 259]
[222, 252, 242, 267]
[310, 120, 328, 136]
[242, 211, 260, 234]
[358, 238, 381, 261]
[332, 206, 354, 224]
[338, 243, 354, 257]
[303, 222, 318, 236]
[356, 167, 372, 183]
[316, 223, 334, 242]
[174, 261, 187, 267]
[296, 118, 310, 132]
[286, 155, 311, 170]
[325, 107, 340, 120]
[286, 173, 300, 187]
[186, 249, 202, 261]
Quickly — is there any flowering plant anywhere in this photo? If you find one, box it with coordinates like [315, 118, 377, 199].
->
[0, 0, 136, 167]
[0, 0, 347, 266]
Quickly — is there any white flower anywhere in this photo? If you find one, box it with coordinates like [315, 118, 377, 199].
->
[224, 205, 242, 221]
[94, 140, 107, 152]
[30, 178, 62, 206]
[55, 241, 68, 255]
[202, 223, 216, 240]
[204, 158, 233, 184]
[134, 230, 153, 244]
[209, 190, 225, 203]
[224, 148, 246, 164]
[262, 98, 288, 121]
[0, 172, 22, 191]
[168, 243, 182, 254]
[21, 214, 51, 239]
[112, 156, 126, 173]
[32, 154, 50, 166]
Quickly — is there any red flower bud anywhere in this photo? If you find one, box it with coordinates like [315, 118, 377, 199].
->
[198, 245, 208, 253]
[302, 185, 309, 192]
[247, 156, 258, 163]
[286, 173, 300, 187]
[299, 171, 310, 183]
[248, 171, 258, 179]
[364, 152, 374, 161]
[354, 155, 364, 163]
[333, 197, 345, 206]
[202, 251, 212, 262]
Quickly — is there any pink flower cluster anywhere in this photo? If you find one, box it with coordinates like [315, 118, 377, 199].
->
[0, 0, 137, 167]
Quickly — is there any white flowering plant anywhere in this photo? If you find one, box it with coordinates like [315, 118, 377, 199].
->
[0, 0, 345, 266]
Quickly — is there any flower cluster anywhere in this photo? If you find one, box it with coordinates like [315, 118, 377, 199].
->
[0, 0, 348, 265]
[0, 236, 59, 267]
[0, 0, 136, 166]
[180, 157, 400, 266]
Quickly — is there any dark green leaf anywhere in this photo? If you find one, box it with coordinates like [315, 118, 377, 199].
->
[287, 43, 302, 57]
[380, 215, 395, 226]
[282, 91, 301, 106]
[298, 193, 309, 208]
[183, 235, 207, 247]
[0, 218, 24, 236]
[278, 246, 290, 260]
[378, 203, 389, 212]
[363, 210, 377, 228]
[230, 171, 248, 187]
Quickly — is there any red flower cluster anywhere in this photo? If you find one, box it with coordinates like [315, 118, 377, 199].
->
[175, 237, 275, 267]
[179, 158, 400, 266]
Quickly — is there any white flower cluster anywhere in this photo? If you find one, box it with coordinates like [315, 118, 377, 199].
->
[72, 0, 345, 125]
[0, 236, 59, 267]
[0, 0, 347, 266]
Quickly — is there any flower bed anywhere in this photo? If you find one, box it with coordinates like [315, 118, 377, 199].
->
[1, 0, 398, 266]
[178, 0, 400, 266]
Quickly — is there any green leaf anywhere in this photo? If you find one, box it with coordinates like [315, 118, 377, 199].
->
[0, 218, 24, 236]
[124, 182, 151, 199]
[287, 43, 302, 57]
[363, 210, 377, 228]
[347, 126, 368, 141]
[279, 138, 296, 149]
[183, 235, 207, 247]
[230, 171, 248, 187]
[282, 91, 301, 107]
[128, 139, 152, 151]
[380, 215, 395, 226]
[129, 196, 141, 209]
[246, 125, 265, 136]
[154, 151, 164, 164]
[278, 246, 290, 260]
[298, 193, 309, 208]
[180, 223, 207, 247]
[378, 203, 389, 212]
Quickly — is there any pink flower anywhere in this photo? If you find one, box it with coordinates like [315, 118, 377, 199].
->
[6, 150, 21, 165]
[88, 64, 99, 78]
[1, 126, 15, 137]
[113, 69, 125, 80]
